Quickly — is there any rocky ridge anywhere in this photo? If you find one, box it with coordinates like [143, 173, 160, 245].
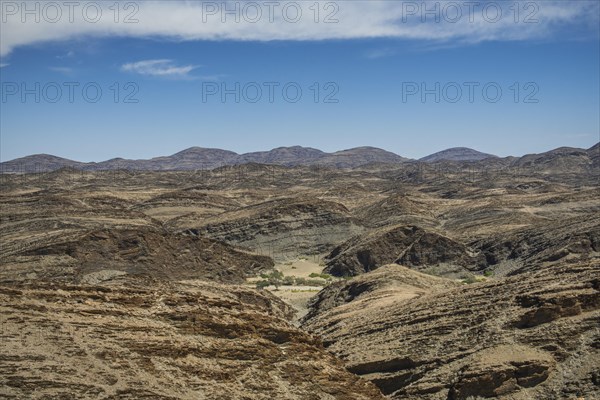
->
[303, 262, 600, 399]
[324, 225, 486, 277]
[0, 278, 384, 399]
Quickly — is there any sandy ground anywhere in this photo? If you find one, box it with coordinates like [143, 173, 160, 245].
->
[277, 258, 325, 277]
[247, 258, 330, 323]
[273, 288, 322, 322]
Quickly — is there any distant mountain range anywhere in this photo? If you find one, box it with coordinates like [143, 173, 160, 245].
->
[0, 146, 408, 172]
[1, 143, 598, 173]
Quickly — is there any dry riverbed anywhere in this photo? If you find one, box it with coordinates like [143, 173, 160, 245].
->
[247, 258, 338, 321]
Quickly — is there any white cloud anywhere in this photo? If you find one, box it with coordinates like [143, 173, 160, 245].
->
[0, 1, 597, 57]
[121, 59, 198, 78]
[0, 63, 8, 68]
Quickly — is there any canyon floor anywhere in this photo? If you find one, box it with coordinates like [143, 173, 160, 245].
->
[1, 149, 599, 399]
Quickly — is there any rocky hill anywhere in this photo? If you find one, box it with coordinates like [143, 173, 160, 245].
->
[303, 262, 600, 399]
[352, 193, 437, 228]
[89, 148, 240, 171]
[232, 146, 326, 166]
[132, 187, 243, 222]
[474, 213, 600, 276]
[0, 183, 273, 284]
[178, 196, 364, 261]
[512, 146, 594, 174]
[324, 225, 486, 277]
[315, 147, 409, 168]
[0, 278, 384, 399]
[0, 154, 83, 172]
[2, 228, 274, 284]
[420, 147, 498, 162]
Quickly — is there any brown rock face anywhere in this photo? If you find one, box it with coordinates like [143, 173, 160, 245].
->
[352, 193, 437, 229]
[1, 227, 274, 284]
[0, 186, 276, 284]
[0, 278, 384, 400]
[324, 225, 485, 277]
[184, 196, 364, 261]
[304, 263, 461, 322]
[303, 262, 600, 399]
[475, 213, 600, 275]
[448, 346, 555, 399]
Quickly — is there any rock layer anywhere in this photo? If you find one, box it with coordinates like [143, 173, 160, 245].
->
[185, 196, 363, 260]
[0, 278, 384, 399]
[324, 225, 485, 277]
[303, 262, 600, 399]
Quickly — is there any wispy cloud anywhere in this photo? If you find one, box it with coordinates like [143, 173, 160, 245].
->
[0, 63, 8, 68]
[121, 59, 198, 78]
[49, 66, 74, 75]
[56, 50, 75, 59]
[365, 48, 397, 60]
[0, 1, 598, 57]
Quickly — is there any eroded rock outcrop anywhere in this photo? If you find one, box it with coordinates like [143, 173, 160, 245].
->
[475, 213, 600, 275]
[1, 228, 274, 284]
[184, 196, 364, 260]
[324, 225, 486, 277]
[0, 278, 385, 399]
[303, 262, 600, 399]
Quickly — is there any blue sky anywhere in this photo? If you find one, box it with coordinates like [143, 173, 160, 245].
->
[1, 0, 599, 162]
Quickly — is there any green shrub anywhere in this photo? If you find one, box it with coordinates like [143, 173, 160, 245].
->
[309, 272, 332, 280]
[461, 275, 478, 284]
[255, 280, 270, 290]
[270, 270, 284, 280]
[282, 276, 295, 286]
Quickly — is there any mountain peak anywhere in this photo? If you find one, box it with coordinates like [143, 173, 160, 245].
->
[172, 147, 238, 157]
[420, 147, 497, 163]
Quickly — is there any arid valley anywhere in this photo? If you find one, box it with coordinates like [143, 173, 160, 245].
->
[0, 144, 598, 399]
[2, 0, 599, 397]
